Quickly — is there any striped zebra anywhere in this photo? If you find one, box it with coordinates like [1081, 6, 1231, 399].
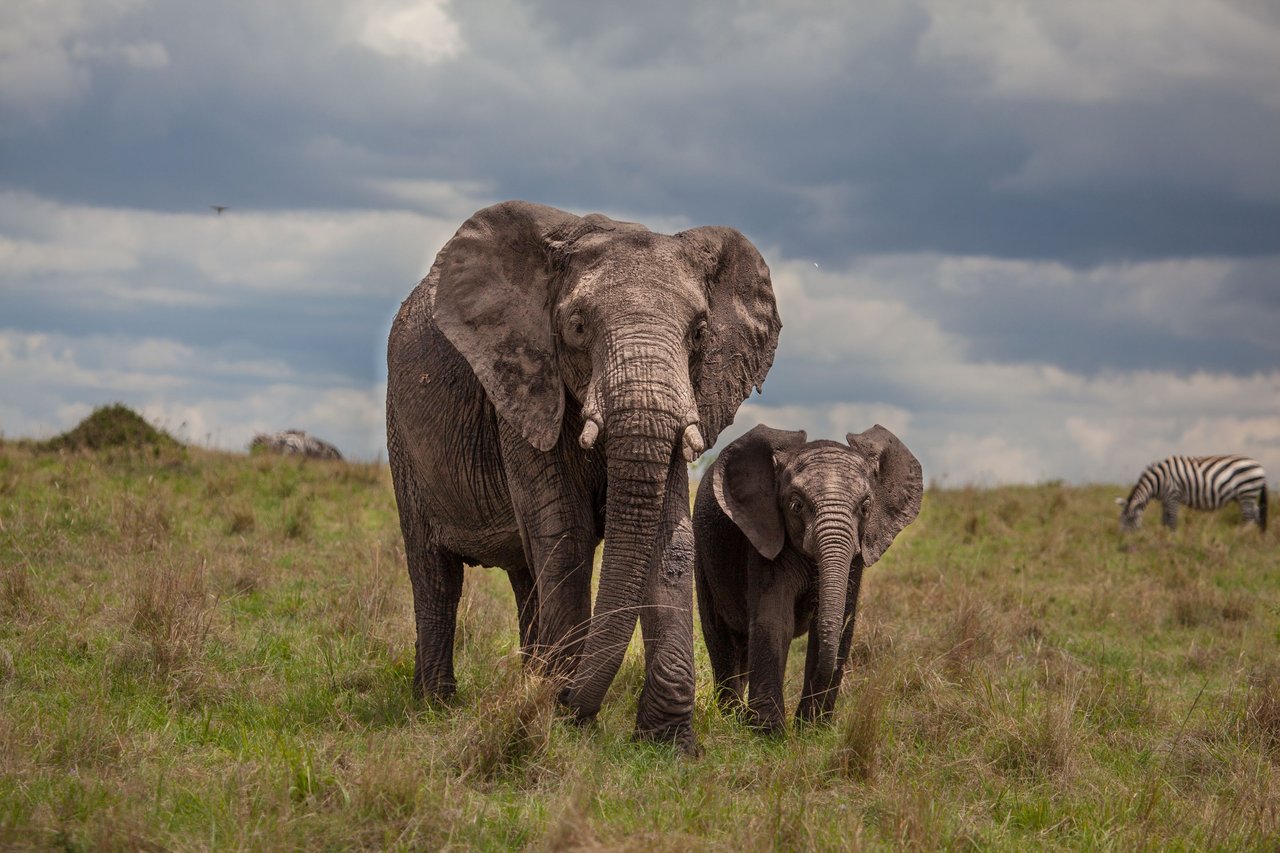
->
[249, 429, 343, 461]
[1117, 454, 1267, 533]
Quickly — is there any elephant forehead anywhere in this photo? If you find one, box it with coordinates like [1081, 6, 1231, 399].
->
[568, 239, 705, 300]
[782, 447, 870, 497]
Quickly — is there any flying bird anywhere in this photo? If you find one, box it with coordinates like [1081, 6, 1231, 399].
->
[210, 205, 228, 215]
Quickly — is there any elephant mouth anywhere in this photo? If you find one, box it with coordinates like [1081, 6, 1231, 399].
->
[579, 414, 703, 461]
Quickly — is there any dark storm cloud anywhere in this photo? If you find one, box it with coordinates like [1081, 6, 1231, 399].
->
[4, 0, 1279, 265]
[790, 253, 1280, 379]
[3, 0, 1279, 478]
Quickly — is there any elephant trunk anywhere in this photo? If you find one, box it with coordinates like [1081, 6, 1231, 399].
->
[565, 331, 694, 720]
[813, 507, 856, 695]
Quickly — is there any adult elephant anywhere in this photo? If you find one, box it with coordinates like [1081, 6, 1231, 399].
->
[386, 200, 780, 750]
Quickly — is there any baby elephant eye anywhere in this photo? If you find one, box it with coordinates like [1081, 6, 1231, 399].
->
[860, 495, 872, 513]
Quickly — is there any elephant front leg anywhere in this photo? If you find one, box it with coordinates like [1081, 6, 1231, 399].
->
[501, 427, 596, 680]
[797, 559, 864, 724]
[635, 505, 699, 754]
[743, 574, 800, 735]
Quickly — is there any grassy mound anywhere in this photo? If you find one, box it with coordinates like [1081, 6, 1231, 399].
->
[39, 403, 181, 453]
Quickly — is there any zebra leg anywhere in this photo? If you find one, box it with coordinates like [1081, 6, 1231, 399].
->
[1239, 497, 1260, 530]
[1161, 498, 1179, 530]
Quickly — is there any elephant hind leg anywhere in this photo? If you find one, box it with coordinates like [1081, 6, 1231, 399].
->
[505, 563, 541, 667]
[389, 407, 466, 702]
[407, 544, 465, 702]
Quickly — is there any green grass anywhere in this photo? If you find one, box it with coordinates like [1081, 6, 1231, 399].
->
[1, 442, 1276, 850]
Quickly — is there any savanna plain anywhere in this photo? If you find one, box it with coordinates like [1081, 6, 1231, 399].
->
[1, 420, 1278, 850]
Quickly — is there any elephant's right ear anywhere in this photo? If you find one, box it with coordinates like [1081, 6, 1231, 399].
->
[431, 201, 581, 452]
[712, 424, 807, 560]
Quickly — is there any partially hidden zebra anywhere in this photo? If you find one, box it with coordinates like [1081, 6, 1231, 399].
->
[1117, 454, 1267, 533]
[249, 429, 343, 461]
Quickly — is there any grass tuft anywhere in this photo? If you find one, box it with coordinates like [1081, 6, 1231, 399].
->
[454, 661, 558, 786]
[1243, 666, 1280, 755]
[988, 694, 1078, 780]
[937, 596, 995, 678]
[126, 558, 214, 678]
[827, 673, 887, 782]
[1, 563, 32, 616]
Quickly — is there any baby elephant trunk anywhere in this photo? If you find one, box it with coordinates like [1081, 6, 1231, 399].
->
[813, 511, 856, 697]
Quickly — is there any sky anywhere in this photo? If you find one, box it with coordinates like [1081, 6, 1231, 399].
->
[2, 0, 1278, 484]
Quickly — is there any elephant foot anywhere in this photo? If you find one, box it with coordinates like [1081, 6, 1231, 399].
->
[412, 668, 457, 706]
[795, 699, 836, 727]
[556, 687, 598, 728]
[633, 722, 702, 758]
[746, 711, 786, 737]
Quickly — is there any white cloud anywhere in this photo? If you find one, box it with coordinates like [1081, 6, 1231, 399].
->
[0, 328, 385, 458]
[918, 0, 1280, 107]
[0, 190, 481, 302]
[3, 192, 1278, 484]
[707, 248, 1280, 485]
[729, 401, 915, 445]
[355, 0, 464, 64]
[933, 433, 1046, 486]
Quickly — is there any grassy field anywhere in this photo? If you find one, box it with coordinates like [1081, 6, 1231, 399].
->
[1, 438, 1277, 850]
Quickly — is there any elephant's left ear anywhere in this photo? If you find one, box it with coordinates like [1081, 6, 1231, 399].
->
[847, 425, 923, 566]
[678, 227, 781, 447]
[713, 424, 807, 560]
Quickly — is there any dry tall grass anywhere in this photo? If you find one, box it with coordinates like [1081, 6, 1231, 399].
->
[1, 440, 1276, 849]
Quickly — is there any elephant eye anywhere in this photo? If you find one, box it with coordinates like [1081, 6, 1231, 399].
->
[860, 495, 872, 514]
[787, 497, 803, 514]
[565, 313, 587, 346]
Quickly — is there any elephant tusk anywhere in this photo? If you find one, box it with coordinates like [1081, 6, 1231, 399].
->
[681, 423, 705, 462]
[579, 419, 600, 450]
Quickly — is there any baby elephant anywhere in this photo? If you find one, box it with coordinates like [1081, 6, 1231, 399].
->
[694, 424, 922, 732]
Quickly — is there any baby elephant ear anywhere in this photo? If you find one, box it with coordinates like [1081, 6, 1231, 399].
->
[847, 425, 923, 566]
[712, 424, 807, 560]
[432, 201, 582, 452]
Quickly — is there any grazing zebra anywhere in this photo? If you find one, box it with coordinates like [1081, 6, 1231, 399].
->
[1117, 455, 1267, 533]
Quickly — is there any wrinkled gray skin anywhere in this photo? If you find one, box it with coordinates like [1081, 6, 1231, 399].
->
[386, 201, 780, 752]
[694, 424, 922, 733]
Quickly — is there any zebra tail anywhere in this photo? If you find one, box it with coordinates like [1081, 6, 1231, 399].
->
[1261, 485, 1268, 534]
